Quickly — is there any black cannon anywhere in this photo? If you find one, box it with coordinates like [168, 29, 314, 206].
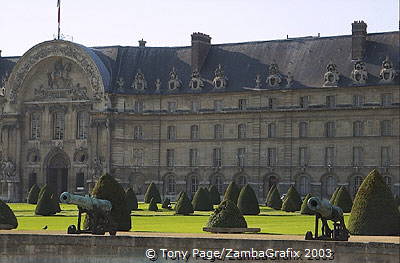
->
[60, 192, 117, 236]
[305, 197, 349, 241]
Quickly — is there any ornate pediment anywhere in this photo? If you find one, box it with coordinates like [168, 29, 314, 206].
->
[379, 56, 396, 83]
[323, 62, 340, 87]
[189, 70, 204, 90]
[266, 62, 282, 88]
[132, 69, 147, 90]
[351, 61, 368, 85]
[213, 64, 228, 89]
[168, 67, 182, 90]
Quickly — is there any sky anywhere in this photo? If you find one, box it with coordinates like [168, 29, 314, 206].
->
[0, 0, 398, 56]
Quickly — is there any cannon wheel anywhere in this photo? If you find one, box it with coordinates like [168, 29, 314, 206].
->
[109, 230, 117, 236]
[67, 225, 77, 234]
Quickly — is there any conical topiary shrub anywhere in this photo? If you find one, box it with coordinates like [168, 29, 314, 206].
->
[174, 192, 194, 215]
[237, 184, 260, 215]
[395, 196, 400, 212]
[162, 198, 171, 209]
[126, 188, 138, 212]
[148, 197, 158, 211]
[35, 185, 60, 216]
[206, 200, 247, 228]
[332, 186, 353, 213]
[223, 182, 240, 204]
[348, 169, 400, 235]
[0, 199, 18, 229]
[144, 182, 161, 203]
[265, 185, 276, 205]
[208, 185, 221, 205]
[51, 192, 61, 213]
[267, 186, 282, 210]
[300, 193, 315, 215]
[88, 173, 131, 231]
[192, 188, 213, 211]
[27, 184, 40, 204]
[330, 186, 340, 204]
[281, 185, 302, 212]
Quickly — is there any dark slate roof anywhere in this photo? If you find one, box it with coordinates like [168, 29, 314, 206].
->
[1, 31, 399, 94]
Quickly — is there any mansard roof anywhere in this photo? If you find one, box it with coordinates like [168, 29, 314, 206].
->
[1, 31, 399, 95]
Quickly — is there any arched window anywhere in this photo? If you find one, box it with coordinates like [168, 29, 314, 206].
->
[268, 123, 276, 138]
[326, 176, 336, 196]
[30, 112, 41, 140]
[238, 124, 246, 139]
[237, 175, 247, 189]
[299, 122, 307, 138]
[215, 175, 224, 194]
[77, 112, 88, 139]
[166, 174, 175, 195]
[298, 176, 310, 196]
[353, 121, 363, 137]
[190, 125, 199, 140]
[53, 112, 65, 140]
[214, 124, 223, 139]
[352, 176, 363, 196]
[190, 175, 199, 196]
[325, 121, 335, 137]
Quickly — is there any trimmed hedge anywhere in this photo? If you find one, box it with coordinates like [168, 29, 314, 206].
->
[237, 184, 260, 215]
[281, 185, 302, 212]
[89, 173, 131, 231]
[330, 187, 340, 204]
[348, 169, 400, 235]
[192, 188, 213, 211]
[332, 186, 353, 213]
[144, 182, 162, 203]
[174, 192, 194, 215]
[126, 188, 138, 212]
[0, 199, 18, 229]
[267, 186, 282, 210]
[206, 200, 247, 228]
[148, 197, 158, 211]
[300, 193, 314, 215]
[162, 198, 171, 209]
[27, 184, 40, 204]
[208, 185, 221, 205]
[35, 185, 60, 216]
[223, 182, 240, 205]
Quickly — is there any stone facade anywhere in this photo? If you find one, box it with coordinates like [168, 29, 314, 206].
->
[0, 22, 399, 202]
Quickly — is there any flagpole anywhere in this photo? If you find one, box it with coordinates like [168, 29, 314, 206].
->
[57, 0, 61, 40]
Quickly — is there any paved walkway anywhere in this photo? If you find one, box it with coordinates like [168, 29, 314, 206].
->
[1, 230, 399, 244]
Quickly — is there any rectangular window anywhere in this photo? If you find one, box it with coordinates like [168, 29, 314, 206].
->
[353, 146, 363, 166]
[134, 100, 144, 113]
[237, 148, 246, 167]
[299, 147, 308, 166]
[238, 99, 247, 110]
[325, 147, 335, 166]
[191, 100, 200, 112]
[134, 126, 143, 140]
[381, 147, 390, 167]
[189, 149, 199, 167]
[167, 149, 175, 167]
[325, 122, 335, 137]
[77, 112, 88, 139]
[381, 93, 392, 106]
[214, 124, 223, 139]
[167, 101, 177, 113]
[212, 148, 222, 167]
[353, 95, 364, 107]
[268, 97, 276, 109]
[53, 112, 65, 140]
[76, 173, 85, 191]
[190, 125, 199, 140]
[267, 147, 277, 166]
[132, 148, 144, 167]
[381, 120, 392, 136]
[326, 95, 336, 108]
[268, 123, 276, 138]
[299, 122, 308, 138]
[214, 100, 223, 112]
[300, 96, 309, 108]
[30, 112, 41, 140]
[167, 126, 176, 140]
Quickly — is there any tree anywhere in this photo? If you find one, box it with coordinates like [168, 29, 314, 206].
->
[192, 188, 213, 211]
[223, 182, 240, 205]
[35, 185, 60, 216]
[267, 186, 282, 210]
[348, 169, 400, 235]
[89, 173, 131, 231]
[148, 197, 158, 211]
[237, 184, 260, 215]
[27, 184, 40, 204]
[126, 188, 138, 212]
[208, 185, 221, 205]
[330, 186, 340, 204]
[144, 182, 162, 203]
[174, 192, 194, 215]
[300, 193, 314, 215]
[0, 199, 18, 229]
[281, 185, 302, 212]
[162, 198, 171, 209]
[332, 186, 353, 213]
[206, 200, 247, 228]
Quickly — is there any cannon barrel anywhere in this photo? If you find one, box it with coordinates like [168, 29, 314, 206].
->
[307, 197, 343, 222]
[60, 192, 112, 213]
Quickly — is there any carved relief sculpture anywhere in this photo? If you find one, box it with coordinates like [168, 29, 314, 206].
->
[351, 61, 368, 85]
[189, 70, 204, 90]
[213, 64, 228, 89]
[116, 77, 125, 92]
[323, 62, 340, 87]
[255, 74, 262, 89]
[168, 67, 182, 90]
[155, 78, 161, 91]
[266, 62, 282, 87]
[132, 69, 147, 90]
[379, 56, 396, 83]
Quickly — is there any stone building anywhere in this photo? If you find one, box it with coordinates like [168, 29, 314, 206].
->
[0, 21, 398, 202]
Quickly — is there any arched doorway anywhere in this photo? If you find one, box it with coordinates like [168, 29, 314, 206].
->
[46, 151, 70, 195]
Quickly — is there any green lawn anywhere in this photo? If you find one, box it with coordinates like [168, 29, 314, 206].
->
[7, 203, 349, 235]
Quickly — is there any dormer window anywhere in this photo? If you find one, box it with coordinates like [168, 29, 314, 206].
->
[351, 61, 368, 85]
[189, 70, 204, 90]
[379, 56, 396, 83]
[132, 69, 147, 90]
[266, 63, 282, 88]
[323, 62, 340, 87]
[168, 67, 182, 91]
[213, 64, 228, 89]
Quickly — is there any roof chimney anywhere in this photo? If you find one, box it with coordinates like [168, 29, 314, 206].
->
[139, 39, 146, 48]
[0, 50, 2, 57]
[191, 32, 211, 72]
[352, 20, 367, 60]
